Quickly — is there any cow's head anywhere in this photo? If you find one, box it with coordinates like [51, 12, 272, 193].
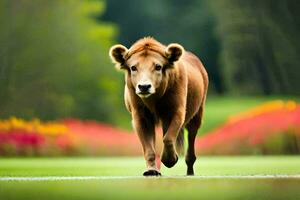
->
[109, 38, 184, 98]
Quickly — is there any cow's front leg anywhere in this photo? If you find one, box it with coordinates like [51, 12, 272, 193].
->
[161, 111, 185, 168]
[132, 110, 160, 176]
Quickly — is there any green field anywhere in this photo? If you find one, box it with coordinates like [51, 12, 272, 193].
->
[117, 96, 299, 134]
[0, 156, 300, 200]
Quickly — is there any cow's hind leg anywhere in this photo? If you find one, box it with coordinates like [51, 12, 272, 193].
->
[185, 106, 203, 175]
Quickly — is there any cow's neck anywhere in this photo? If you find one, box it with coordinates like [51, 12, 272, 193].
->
[140, 95, 158, 115]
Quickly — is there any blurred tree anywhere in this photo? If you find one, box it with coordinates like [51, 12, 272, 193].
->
[0, 0, 299, 125]
[103, 0, 300, 95]
[0, 0, 126, 122]
[102, 0, 226, 94]
[210, 0, 300, 95]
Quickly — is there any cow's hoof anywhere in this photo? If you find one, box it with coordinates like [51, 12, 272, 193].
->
[187, 168, 194, 176]
[161, 152, 178, 168]
[143, 169, 161, 176]
[161, 141, 178, 168]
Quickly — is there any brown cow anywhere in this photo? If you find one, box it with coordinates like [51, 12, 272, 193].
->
[109, 37, 208, 176]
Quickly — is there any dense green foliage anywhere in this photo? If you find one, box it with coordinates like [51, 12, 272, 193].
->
[102, 0, 225, 94]
[211, 0, 300, 95]
[0, 0, 299, 123]
[0, 0, 125, 122]
[103, 0, 300, 95]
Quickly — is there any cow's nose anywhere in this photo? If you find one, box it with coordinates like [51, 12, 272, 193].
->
[138, 84, 151, 92]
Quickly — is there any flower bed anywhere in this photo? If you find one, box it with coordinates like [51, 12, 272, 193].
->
[0, 117, 140, 156]
[196, 101, 300, 155]
[0, 100, 299, 156]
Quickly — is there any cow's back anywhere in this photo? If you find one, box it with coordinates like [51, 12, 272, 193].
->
[181, 52, 208, 123]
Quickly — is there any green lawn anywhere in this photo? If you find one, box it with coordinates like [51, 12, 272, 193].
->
[198, 96, 299, 134]
[0, 156, 300, 200]
[117, 96, 299, 134]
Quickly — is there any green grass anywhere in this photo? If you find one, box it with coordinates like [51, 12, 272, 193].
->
[1, 156, 300, 176]
[1, 96, 300, 199]
[201, 96, 267, 133]
[0, 156, 300, 200]
[200, 96, 299, 134]
[116, 96, 299, 134]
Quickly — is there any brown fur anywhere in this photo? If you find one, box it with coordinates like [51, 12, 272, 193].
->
[109, 37, 208, 176]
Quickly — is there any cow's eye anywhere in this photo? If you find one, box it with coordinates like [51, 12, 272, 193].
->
[130, 66, 137, 71]
[155, 64, 162, 71]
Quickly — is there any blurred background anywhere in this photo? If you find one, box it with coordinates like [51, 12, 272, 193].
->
[0, 0, 299, 157]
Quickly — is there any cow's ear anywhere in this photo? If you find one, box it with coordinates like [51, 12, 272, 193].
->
[165, 43, 184, 64]
[109, 44, 128, 69]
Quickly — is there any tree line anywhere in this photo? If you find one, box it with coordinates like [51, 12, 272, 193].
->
[0, 0, 299, 123]
[0, 0, 126, 123]
[103, 0, 300, 95]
